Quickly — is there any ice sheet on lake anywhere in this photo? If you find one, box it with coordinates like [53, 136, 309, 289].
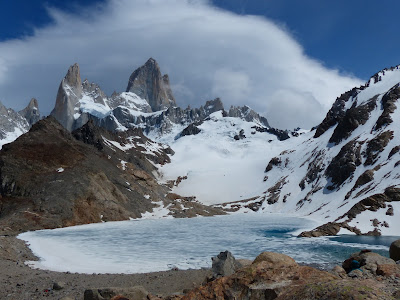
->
[18, 213, 394, 274]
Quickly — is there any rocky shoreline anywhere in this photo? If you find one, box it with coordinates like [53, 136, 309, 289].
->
[1, 234, 400, 299]
[0, 235, 211, 300]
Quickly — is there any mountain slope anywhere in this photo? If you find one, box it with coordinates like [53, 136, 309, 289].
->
[0, 98, 40, 148]
[0, 117, 223, 234]
[224, 66, 400, 236]
[156, 111, 294, 205]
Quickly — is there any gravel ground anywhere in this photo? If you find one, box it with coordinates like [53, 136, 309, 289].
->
[0, 235, 211, 300]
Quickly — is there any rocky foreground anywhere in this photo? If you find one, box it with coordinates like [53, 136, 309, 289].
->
[1, 235, 400, 300]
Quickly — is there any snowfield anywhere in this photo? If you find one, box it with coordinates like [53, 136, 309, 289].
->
[154, 111, 292, 205]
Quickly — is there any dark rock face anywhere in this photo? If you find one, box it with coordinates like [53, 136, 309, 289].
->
[299, 149, 326, 190]
[364, 131, 393, 166]
[326, 140, 363, 188]
[265, 157, 281, 172]
[252, 126, 290, 141]
[180, 122, 202, 137]
[314, 87, 361, 138]
[329, 96, 377, 145]
[204, 98, 224, 115]
[375, 83, 400, 130]
[126, 58, 176, 111]
[233, 129, 245, 140]
[390, 240, 400, 261]
[228, 105, 270, 127]
[353, 169, 375, 190]
[299, 222, 342, 237]
[388, 145, 400, 159]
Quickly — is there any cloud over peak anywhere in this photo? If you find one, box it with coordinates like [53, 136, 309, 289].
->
[0, 0, 361, 129]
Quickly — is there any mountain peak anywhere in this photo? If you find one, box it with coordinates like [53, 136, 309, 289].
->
[145, 57, 157, 65]
[51, 63, 84, 131]
[19, 98, 40, 126]
[64, 63, 82, 89]
[126, 58, 176, 111]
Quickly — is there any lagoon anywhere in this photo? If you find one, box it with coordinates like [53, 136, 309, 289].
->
[18, 213, 398, 274]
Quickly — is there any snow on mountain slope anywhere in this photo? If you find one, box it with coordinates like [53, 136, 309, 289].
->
[245, 66, 400, 236]
[156, 111, 302, 205]
[0, 99, 40, 149]
[153, 66, 400, 236]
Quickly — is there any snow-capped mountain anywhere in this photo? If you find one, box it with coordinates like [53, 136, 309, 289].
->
[214, 66, 400, 236]
[47, 59, 400, 236]
[0, 98, 40, 148]
[1, 57, 399, 236]
[50, 58, 271, 135]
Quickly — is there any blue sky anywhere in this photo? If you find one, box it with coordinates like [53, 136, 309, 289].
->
[0, 0, 398, 128]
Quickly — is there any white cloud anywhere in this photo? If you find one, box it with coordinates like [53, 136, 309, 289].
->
[0, 0, 362, 128]
[212, 69, 251, 104]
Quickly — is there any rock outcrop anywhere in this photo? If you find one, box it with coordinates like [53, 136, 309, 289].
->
[0, 117, 223, 234]
[233, 64, 400, 236]
[390, 240, 400, 261]
[0, 99, 40, 141]
[18, 98, 40, 126]
[211, 251, 242, 278]
[84, 286, 148, 300]
[126, 58, 176, 111]
[50, 63, 83, 131]
[50, 60, 271, 136]
[176, 251, 396, 300]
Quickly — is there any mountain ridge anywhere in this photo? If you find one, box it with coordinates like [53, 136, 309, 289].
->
[1, 59, 400, 236]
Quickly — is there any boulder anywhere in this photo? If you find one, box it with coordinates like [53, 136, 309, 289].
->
[390, 239, 400, 262]
[343, 250, 396, 275]
[331, 265, 347, 278]
[84, 286, 148, 300]
[252, 252, 297, 268]
[53, 281, 65, 290]
[236, 259, 252, 268]
[211, 251, 241, 277]
[180, 122, 202, 137]
[183, 252, 339, 300]
[376, 264, 400, 277]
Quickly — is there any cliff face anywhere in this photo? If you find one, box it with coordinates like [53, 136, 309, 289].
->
[126, 58, 176, 111]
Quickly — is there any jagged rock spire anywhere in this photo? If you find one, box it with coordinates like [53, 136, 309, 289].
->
[51, 63, 83, 131]
[126, 58, 176, 111]
[19, 98, 40, 126]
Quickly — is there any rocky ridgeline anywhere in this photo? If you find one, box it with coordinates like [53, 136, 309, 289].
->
[50, 58, 271, 136]
[0, 98, 40, 140]
[226, 64, 400, 236]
